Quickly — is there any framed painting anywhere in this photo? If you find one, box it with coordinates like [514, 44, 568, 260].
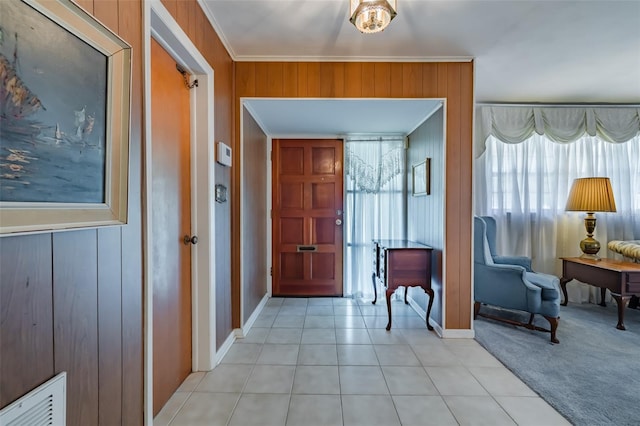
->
[0, 0, 131, 234]
[412, 158, 431, 196]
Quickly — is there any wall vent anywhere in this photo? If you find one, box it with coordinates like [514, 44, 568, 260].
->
[0, 372, 66, 426]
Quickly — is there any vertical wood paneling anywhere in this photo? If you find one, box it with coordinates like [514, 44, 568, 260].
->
[403, 63, 422, 98]
[320, 62, 344, 97]
[306, 63, 321, 97]
[459, 62, 474, 328]
[117, 0, 144, 423]
[266, 62, 284, 97]
[390, 63, 403, 98]
[374, 63, 391, 97]
[53, 230, 99, 426]
[161, 0, 177, 16]
[297, 63, 309, 97]
[97, 228, 122, 425]
[175, 0, 190, 36]
[283, 63, 298, 97]
[234, 60, 473, 331]
[422, 63, 438, 97]
[361, 63, 376, 97]
[344, 62, 362, 97]
[74, 0, 94, 14]
[443, 63, 463, 329]
[94, 1, 119, 32]
[0, 234, 54, 408]
[1, 0, 144, 424]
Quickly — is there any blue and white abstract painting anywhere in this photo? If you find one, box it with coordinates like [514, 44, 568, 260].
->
[0, 0, 108, 203]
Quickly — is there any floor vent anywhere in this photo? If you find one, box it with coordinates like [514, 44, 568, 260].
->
[0, 372, 66, 426]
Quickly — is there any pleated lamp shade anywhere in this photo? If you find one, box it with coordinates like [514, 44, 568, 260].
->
[565, 177, 617, 213]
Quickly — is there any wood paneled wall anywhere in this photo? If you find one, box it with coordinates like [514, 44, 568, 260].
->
[407, 107, 446, 326]
[234, 62, 474, 330]
[159, 0, 235, 346]
[0, 1, 143, 425]
[241, 107, 269, 323]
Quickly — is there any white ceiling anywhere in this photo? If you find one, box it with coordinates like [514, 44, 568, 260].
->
[244, 99, 442, 135]
[200, 0, 640, 135]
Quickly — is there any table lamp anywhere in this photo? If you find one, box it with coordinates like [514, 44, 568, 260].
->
[565, 177, 617, 260]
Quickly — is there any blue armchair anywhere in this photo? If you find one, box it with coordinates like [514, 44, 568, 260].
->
[474, 216, 561, 343]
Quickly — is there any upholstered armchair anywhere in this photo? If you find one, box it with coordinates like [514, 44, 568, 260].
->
[474, 216, 561, 343]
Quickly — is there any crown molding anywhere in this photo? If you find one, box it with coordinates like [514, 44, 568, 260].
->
[232, 55, 474, 63]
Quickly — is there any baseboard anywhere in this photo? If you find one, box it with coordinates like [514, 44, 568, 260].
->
[213, 331, 236, 366]
[441, 328, 475, 339]
[406, 295, 442, 337]
[407, 295, 474, 339]
[237, 293, 270, 338]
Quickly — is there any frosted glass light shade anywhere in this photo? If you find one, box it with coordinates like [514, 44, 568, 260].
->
[349, 0, 397, 34]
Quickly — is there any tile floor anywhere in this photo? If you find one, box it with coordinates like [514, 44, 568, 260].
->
[154, 296, 570, 426]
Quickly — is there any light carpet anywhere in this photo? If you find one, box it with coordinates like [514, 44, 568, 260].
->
[474, 302, 640, 426]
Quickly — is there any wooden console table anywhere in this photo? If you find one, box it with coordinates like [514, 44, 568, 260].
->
[371, 240, 433, 331]
[560, 257, 640, 330]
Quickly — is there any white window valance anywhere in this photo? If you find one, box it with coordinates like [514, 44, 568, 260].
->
[476, 106, 640, 157]
[345, 137, 405, 193]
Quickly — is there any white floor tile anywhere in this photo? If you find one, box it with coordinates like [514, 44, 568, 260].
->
[292, 365, 340, 394]
[339, 366, 389, 394]
[494, 396, 572, 426]
[297, 344, 338, 365]
[196, 364, 253, 393]
[425, 366, 488, 396]
[286, 394, 343, 426]
[337, 344, 378, 365]
[169, 392, 239, 426]
[382, 366, 439, 395]
[392, 395, 458, 425]
[244, 365, 295, 393]
[341, 395, 400, 426]
[468, 367, 537, 397]
[228, 393, 290, 426]
[157, 296, 567, 426]
[256, 344, 300, 365]
[154, 391, 189, 425]
[374, 344, 421, 366]
[444, 395, 516, 425]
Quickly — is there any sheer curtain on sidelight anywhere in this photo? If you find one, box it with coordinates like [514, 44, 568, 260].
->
[475, 106, 640, 304]
[344, 137, 406, 298]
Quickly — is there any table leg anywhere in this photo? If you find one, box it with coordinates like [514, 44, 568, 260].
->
[424, 288, 434, 331]
[599, 288, 607, 307]
[611, 294, 630, 330]
[371, 272, 377, 305]
[560, 277, 570, 306]
[385, 288, 394, 331]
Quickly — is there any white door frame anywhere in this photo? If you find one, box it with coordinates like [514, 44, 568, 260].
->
[144, 1, 216, 423]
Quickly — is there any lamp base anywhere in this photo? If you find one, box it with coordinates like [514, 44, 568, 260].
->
[579, 236, 601, 260]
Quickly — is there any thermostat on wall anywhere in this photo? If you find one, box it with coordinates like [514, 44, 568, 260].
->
[216, 141, 232, 167]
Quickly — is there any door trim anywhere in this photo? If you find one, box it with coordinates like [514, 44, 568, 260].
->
[144, 2, 216, 424]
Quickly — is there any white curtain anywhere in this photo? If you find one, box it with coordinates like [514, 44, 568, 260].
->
[475, 133, 640, 303]
[344, 137, 405, 298]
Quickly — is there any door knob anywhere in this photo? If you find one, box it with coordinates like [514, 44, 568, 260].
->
[335, 219, 342, 226]
[183, 235, 198, 245]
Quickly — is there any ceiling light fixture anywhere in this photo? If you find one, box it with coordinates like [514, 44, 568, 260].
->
[349, 0, 397, 34]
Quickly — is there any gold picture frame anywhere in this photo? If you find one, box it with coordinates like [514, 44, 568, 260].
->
[0, 0, 132, 234]
[412, 158, 431, 196]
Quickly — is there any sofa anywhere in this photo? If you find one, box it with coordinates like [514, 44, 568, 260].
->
[608, 240, 640, 263]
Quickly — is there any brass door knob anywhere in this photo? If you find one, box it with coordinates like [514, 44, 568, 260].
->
[183, 235, 198, 245]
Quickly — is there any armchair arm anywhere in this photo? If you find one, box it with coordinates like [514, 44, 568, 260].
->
[493, 255, 533, 272]
[474, 263, 542, 313]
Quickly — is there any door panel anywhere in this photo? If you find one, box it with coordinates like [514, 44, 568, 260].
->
[273, 139, 343, 296]
[150, 38, 192, 416]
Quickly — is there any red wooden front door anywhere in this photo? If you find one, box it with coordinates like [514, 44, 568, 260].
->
[272, 139, 344, 296]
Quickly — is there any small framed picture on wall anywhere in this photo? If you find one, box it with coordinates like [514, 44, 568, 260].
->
[412, 158, 431, 196]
